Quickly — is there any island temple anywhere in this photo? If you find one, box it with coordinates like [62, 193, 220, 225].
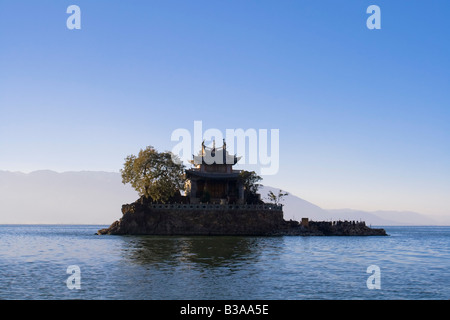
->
[185, 140, 245, 204]
[98, 141, 387, 236]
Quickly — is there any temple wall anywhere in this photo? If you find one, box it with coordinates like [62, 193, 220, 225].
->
[100, 203, 285, 236]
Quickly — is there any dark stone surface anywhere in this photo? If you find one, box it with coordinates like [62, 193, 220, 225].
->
[97, 199, 387, 236]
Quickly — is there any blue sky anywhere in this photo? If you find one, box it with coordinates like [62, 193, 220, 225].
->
[1, 1, 449, 215]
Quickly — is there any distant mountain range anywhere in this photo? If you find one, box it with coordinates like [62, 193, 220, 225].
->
[0, 170, 137, 224]
[260, 186, 449, 226]
[0, 171, 448, 225]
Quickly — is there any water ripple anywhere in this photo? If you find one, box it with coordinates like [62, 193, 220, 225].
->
[0, 225, 448, 299]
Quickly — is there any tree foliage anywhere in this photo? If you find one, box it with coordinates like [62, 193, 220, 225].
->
[239, 170, 263, 204]
[120, 146, 185, 203]
[239, 170, 262, 194]
[267, 189, 289, 206]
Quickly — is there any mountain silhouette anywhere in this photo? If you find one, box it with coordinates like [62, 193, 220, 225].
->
[0, 171, 445, 225]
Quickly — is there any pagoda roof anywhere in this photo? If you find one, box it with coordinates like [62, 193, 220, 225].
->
[190, 141, 241, 165]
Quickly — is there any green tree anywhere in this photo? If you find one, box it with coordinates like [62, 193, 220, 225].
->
[267, 189, 289, 206]
[120, 146, 185, 203]
[239, 170, 262, 204]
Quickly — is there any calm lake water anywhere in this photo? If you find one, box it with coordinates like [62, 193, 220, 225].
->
[0, 225, 448, 300]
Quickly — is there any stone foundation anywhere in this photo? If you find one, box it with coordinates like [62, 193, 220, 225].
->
[97, 200, 387, 236]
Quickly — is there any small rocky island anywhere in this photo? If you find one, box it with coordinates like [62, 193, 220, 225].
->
[97, 198, 386, 236]
[98, 143, 386, 237]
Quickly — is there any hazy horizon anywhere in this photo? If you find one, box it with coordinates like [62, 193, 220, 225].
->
[0, 169, 448, 226]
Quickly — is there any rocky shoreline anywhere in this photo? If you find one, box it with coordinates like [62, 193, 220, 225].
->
[277, 219, 387, 236]
[97, 199, 387, 236]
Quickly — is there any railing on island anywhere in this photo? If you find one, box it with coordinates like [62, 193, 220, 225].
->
[146, 203, 283, 211]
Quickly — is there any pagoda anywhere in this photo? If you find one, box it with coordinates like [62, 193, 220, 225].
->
[185, 140, 244, 204]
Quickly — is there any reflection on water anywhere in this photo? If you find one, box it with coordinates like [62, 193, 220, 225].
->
[120, 236, 280, 268]
[108, 235, 290, 299]
[0, 226, 449, 299]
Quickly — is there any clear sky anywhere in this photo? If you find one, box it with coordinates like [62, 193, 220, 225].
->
[1, 0, 449, 216]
